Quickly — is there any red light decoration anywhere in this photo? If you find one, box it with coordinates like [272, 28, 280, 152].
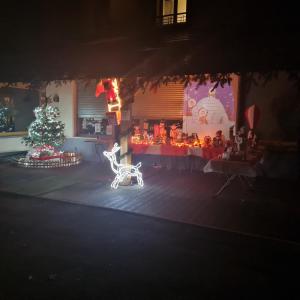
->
[95, 79, 116, 103]
[95, 79, 122, 125]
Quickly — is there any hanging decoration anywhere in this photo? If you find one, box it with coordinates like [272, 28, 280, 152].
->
[103, 143, 143, 189]
[95, 79, 116, 102]
[244, 104, 260, 129]
[95, 78, 122, 124]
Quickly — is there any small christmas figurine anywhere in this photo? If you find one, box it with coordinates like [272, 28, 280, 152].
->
[191, 133, 200, 146]
[131, 125, 141, 143]
[153, 124, 160, 140]
[213, 130, 225, 147]
[234, 127, 246, 152]
[176, 128, 183, 142]
[203, 136, 212, 148]
[182, 132, 188, 144]
[158, 121, 167, 143]
[234, 126, 247, 160]
[133, 125, 141, 136]
[143, 129, 149, 142]
[222, 141, 233, 160]
[170, 123, 178, 142]
[247, 129, 257, 149]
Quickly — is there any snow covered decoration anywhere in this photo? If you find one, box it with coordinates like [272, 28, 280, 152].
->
[183, 83, 235, 139]
[103, 143, 143, 189]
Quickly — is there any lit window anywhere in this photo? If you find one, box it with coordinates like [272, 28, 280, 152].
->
[176, 0, 187, 23]
[157, 0, 187, 25]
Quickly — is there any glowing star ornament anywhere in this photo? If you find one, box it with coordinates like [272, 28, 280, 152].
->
[103, 143, 144, 189]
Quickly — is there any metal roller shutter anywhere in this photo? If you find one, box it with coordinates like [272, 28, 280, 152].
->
[132, 82, 184, 120]
[77, 80, 107, 118]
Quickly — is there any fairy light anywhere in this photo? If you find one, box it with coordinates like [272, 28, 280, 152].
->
[103, 143, 143, 189]
[23, 105, 65, 155]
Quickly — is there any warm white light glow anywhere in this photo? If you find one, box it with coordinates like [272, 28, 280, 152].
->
[108, 79, 122, 125]
[103, 143, 143, 189]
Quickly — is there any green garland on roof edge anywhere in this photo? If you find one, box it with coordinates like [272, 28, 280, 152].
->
[2, 71, 300, 109]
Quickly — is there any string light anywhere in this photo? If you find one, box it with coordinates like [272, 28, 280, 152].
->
[24, 105, 65, 149]
[108, 79, 122, 125]
[103, 143, 144, 189]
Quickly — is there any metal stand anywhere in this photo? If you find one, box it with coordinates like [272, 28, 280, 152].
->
[214, 174, 236, 197]
[213, 174, 253, 197]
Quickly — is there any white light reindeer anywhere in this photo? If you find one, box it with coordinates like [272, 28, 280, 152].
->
[103, 143, 144, 189]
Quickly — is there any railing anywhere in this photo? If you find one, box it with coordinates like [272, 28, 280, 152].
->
[157, 12, 187, 26]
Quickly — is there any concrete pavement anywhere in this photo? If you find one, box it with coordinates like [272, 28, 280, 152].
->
[0, 192, 299, 299]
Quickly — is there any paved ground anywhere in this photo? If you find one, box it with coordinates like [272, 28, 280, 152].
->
[1, 192, 299, 300]
[0, 158, 299, 243]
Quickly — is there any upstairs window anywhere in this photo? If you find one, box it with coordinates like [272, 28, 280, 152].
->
[157, 0, 187, 25]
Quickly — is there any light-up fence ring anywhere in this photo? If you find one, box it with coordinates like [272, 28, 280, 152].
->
[16, 152, 82, 168]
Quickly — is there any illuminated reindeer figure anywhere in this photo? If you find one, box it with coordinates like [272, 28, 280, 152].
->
[103, 143, 144, 189]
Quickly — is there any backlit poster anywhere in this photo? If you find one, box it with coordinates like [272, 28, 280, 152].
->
[183, 82, 235, 139]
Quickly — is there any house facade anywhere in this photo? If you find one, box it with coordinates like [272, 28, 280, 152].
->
[0, 1, 299, 177]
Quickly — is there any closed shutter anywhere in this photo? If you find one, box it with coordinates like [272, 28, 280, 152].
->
[132, 82, 184, 120]
[77, 80, 107, 118]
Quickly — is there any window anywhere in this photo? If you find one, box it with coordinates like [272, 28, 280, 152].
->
[0, 87, 39, 137]
[157, 0, 187, 25]
[76, 80, 108, 137]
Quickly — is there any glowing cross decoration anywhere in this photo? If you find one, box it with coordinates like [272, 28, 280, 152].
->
[103, 143, 144, 189]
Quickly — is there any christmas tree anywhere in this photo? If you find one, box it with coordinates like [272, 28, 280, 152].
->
[0, 105, 9, 132]
[23, 102, 65, 149]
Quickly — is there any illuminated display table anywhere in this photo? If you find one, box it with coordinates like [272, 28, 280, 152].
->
[131, 143, 224, 159]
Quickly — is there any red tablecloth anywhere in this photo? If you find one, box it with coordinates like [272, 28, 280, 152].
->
[130, 144, 188, 156]
[130, 144, 224, 159]
[130, 144, 151, 155]
[160, 144, 188, 156]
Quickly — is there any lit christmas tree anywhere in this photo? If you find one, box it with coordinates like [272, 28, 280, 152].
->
[0, 105, 9, 132]
[23, 99, 65, 158]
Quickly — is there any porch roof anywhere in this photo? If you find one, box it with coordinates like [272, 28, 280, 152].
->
[1, 28, 300, 83]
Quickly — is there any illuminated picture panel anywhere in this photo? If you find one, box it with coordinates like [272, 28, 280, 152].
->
[183, 82, 235, 140]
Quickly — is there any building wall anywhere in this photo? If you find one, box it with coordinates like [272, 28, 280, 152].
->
[243, 72, 300, 141]
[0, 136, 29, 153]
[243, 72, 299, 178]
[46, 81, 76, 138]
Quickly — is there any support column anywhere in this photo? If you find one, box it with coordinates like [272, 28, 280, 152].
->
[119, 104, 133, 185]
[236, 73, 247, 129]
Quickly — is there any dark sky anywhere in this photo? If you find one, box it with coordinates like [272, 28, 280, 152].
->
[1, 1, 299, 80]
[1, 1, 299, 49]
